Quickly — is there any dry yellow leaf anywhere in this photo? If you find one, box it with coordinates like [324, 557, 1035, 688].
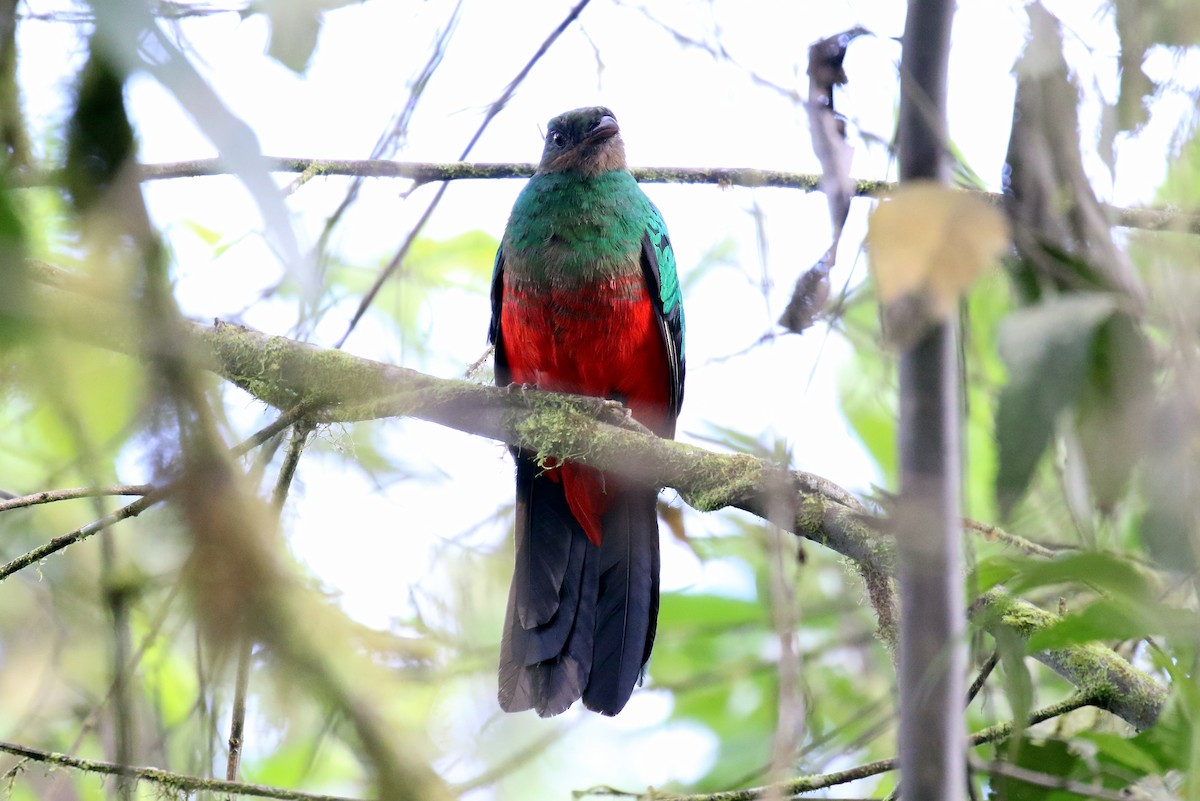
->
[867, 181, 1009, 346]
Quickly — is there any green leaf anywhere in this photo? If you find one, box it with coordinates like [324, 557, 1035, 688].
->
[995, 294, 1118, 515]
[1029, 598, 1200, 651]
[1078, 732, 1163, 776]
[995, 627, 1033, 761]
[1075, 312, 1154, 512]
[265, 2, 323, 73]
[1137, 394, 1199, 572]
[1002, 551, 1155, 600]
[659, 592, 764, 628]
[0, 174, 30, 347]
[1026, 599, 1143, 651]
[972, 555, 1023, 592]
[989, 739, 1087, 801]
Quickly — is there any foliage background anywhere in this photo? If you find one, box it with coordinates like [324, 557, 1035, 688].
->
[0, 1, 1197, 800]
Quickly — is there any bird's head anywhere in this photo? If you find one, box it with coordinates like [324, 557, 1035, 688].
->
[537, 106, 627, 178]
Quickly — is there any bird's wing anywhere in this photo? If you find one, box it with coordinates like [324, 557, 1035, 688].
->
[488, 246, 511, 387]
[639, 201, 686, 436]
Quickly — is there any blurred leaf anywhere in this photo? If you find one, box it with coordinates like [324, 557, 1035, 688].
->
[14, 342, 144, 468]
[988, 739, 1088, 800]
[1075, 312, 1154, 512]
[995, 627, 1033, 761]
[261, 0, 324, 73]
[995, 294, 1117, 515]
[139, 628, 200, 728]
[1157, 122, 1200, 206]
[1004, 3, 1141, 302]
[89, 2, 305, 282]
[839, 329, 897, 485]
[180, 218, 222, 247]
[973, 555, 1022, 592]
[325, 231, 498, 359]
[867, 181, 1008, 347]
[1025, 598, 1199, 651]
[1001, 551, 1155, 600]
[1080, 731, 1162, 776]
[0, 172, 30, 347]
[1126, 698, 1193, 773]
[671, 671, 776, 791]
[683, 236, 738, 294]
[1136, 394, 1198, 572]
[660, 592, 764, 628]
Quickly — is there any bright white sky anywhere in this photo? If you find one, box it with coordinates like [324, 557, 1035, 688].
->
[14, 0, 1197, 796]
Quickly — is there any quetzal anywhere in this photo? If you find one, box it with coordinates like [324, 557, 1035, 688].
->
[488, 106, 685, 716]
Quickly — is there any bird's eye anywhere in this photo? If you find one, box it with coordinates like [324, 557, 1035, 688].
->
[548, 130, 565, 148]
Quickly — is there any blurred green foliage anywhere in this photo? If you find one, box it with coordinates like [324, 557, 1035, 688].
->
[0, 2, 1198, 801]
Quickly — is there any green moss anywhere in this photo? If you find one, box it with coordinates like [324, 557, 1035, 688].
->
[677, 451, 762, 511]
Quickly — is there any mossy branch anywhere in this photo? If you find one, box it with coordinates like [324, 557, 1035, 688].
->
[29, 264, 1168, 732]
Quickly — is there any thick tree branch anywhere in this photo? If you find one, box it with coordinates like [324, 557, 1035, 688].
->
[26, 265, 1168, 732]
[12, 159, 1198, 234]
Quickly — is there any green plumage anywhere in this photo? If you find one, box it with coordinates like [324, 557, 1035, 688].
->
[488, 107, 686, 716]
[501, 169, 682, 323]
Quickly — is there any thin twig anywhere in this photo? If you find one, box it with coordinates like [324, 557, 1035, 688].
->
[225, 641, 253, 784]
[0, 738, 365, 801]
[334, 0, 595, 348]
[963, 518, 1060, 559]
[0, 492, 163, 583]
[0, 484, 154, 513]
[311, 1, 461, 262]
[0, 402, 321, 585]
[965, 651, 999, 706]
[228, 423, 313, 782]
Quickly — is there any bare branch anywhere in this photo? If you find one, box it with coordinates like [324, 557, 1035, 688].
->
[0, 484, 153, 513]
[0, 492, 162, 583]
[0, 738, 365, 801]
[13, 159, 1197, 234]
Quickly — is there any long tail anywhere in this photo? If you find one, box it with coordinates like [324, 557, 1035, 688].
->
[499, 456, 660, 717]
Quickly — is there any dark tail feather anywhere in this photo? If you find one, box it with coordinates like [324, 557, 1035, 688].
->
[511, 458, 574, 628]
[499, 460, 660, 717]
[582, 483, 660, 716]
[528, 539, 599, 717]
[499, 456, 595, 714]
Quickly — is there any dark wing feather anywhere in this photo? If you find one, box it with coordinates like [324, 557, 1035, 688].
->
[639, 223, 685, 437]
[488, 247, 511, 387]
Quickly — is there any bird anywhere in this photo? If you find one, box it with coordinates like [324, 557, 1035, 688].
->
[488, 106, 685, 716]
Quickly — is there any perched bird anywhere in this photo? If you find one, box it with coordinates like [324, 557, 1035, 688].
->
[488, 106, 685, 716]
